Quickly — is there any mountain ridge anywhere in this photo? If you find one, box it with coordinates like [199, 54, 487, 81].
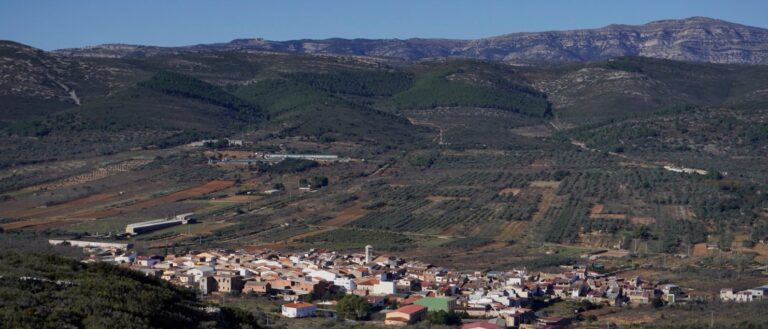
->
[48, 17, 768, 64]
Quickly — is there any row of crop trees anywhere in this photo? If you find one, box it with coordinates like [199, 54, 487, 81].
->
[566, 109, 768, 157]
[353, 177, 544, 234]
[540, 165, 767, 252]
[435, 171, 550, 187]
[299, 228, 414, 252]
[557, 167, 767, 223]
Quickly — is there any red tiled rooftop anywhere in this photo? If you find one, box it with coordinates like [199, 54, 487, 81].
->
[393, 304, 426, 315]
[283, 302, 315, 309]
[461, 322, 501, 329]
[402, 295, 423, 304]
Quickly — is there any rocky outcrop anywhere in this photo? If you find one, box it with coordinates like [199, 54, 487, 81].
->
[0, 41, 134, 109]
[51, 17, 768, 64]
[475, 17, 768, 64]
[51, 17, 768, 65]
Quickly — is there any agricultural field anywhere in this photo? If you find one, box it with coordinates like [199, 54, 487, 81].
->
[2, 126, 767, 274]
[298, 228, 415, 252]
[0, 43, 767, 283]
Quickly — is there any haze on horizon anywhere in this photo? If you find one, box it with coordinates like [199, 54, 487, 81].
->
[1, 0, 767, 51]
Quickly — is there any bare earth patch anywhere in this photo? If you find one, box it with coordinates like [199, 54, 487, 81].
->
[529, 180, 560, 189]
[590, 213, 627, 220]
[692, 243, 709, 257]
[323, 202, 368, 227]
[2, 192, 118, 224]
[115, 180, 234, 211]
[590, 203, 605, 215]
[630, 217, 657, 225]
[63, 180, 235, 220]
[663, 205, 697, 221]
[495, 182, 558, 242]
[498, 188, 522, 196]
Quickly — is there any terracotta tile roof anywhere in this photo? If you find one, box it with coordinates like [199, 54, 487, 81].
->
[402, 295, 423, 305]
[393, 304, 426, 315]
[461, 322, 501, 329]
[356, 278, 379, 286]
[283, 302, 315, 309]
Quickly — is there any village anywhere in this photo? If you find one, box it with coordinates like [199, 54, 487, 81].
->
[47, 239, 768, 328]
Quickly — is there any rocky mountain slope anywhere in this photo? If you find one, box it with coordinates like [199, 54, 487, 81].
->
[52, 17, 768, 64]
[0, 41, 145, 125]
[5, 37, 768, 169]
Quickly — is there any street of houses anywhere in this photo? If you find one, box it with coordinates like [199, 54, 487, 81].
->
[53, 239, 766, 328]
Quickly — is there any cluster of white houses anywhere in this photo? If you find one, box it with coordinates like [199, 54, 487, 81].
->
[720, 285, 768, 303]
[56, 241, 763, 328]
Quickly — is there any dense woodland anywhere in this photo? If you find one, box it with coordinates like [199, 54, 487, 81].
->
[0, 236, 261, 329]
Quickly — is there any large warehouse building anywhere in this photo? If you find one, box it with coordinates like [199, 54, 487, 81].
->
[125, 213, 196, 235]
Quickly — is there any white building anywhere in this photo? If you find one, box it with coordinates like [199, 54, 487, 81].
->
[136, 257, 160, 267]
[307, 270, 337, 282]
[334, 277, 357, 292]
[126, 213, 195, 235]
[506, 277, 524, 287]
[748, 286, 768, 300]
[49, 239, 132, 250]
[281, 302, 317, 318]
[188, 266, 215, 282]
[722, 286, 768, 303]
[373, 280, 396, 295]
[114, 253, 137, 263]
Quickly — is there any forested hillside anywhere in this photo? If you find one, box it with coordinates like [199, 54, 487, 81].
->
[0, 249, 260, 329]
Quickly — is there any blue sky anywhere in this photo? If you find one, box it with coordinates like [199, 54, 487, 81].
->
[1, 0, 767, 50]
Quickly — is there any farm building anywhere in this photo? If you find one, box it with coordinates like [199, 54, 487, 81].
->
[281, 302, 317, 318]
[243, 281, 272, 295]
[264, 154, 339, 161]
[385, 304, 427, 325]
[125, 213, 196, 235]
[188, 139, 243, 147]
[461, 321, 502, 329]
[48, 240, 132, 250]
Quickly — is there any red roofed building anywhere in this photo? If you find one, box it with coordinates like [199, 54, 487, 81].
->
[281, 302, 317, 318]
[385, 304, 427, 325]
[461, 321, 501, 329]
[401, 295, 423, 305]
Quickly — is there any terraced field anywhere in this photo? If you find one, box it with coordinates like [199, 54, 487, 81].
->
[26, 159, 153, 191]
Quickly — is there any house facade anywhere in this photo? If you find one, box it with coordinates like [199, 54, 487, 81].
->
[385, 304, 427, 325]
[281, 302, 317, 318]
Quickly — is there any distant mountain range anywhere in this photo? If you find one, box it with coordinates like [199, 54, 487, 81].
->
[52, 17, 768, 64]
